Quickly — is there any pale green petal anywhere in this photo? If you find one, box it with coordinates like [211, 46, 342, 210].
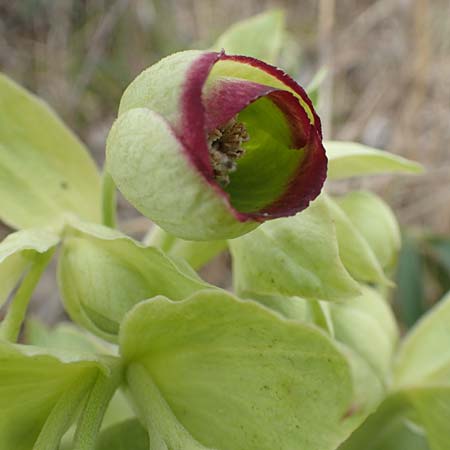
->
[120, 290, 361, 450]
[325, 141, 423, 180]
[0, 74, 101, 229]
[212, 10, 284, 64]
[229, 197, 361, 301]
[0, 228, 59, 307]
[58, 221, 212, 342]
[336, 191, 401, 270]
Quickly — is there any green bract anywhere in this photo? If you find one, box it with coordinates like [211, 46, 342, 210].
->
[120, 290, 363, 450]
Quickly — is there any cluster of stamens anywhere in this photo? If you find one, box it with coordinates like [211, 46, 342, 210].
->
[207, 118, 249, 186]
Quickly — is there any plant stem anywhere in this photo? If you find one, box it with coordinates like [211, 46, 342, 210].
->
[101, 171, 117, 228]
[0, 250, 54, 342]
[143, 224, 177, 252]
[127, 363, 213, 450]
[144, 225, 227, 269]
[71, 361, 122, 450]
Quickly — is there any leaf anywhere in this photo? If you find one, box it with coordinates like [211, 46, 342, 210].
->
[0, 228, 59, 307]
[212, 10, 285, 64]
[395, 233, 426, 327]
[120, 290, 361, 450]
[96, 419, 149, 450]
[229, 197, 361, 301]
[58, 221, 212, 342]
[394, 291, 450, 387]
[336, 191, 401, 271]
[338, 393, 430, 450]
[392, 292, 450, 450]
[0, 73, 101, 229]
[0, 340, 110, 450]
[325, 141, 423, 180]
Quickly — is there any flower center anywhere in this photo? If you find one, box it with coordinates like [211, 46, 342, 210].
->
[208, 118, 249, 186]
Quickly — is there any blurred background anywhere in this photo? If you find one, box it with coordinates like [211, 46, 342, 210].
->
[1, 0, 449, 329]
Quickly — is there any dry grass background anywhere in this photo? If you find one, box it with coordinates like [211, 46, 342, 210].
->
[0, 0, 449, 324]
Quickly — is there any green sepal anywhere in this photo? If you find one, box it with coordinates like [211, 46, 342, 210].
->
[212, 10, 285, 64]
[58, 221, 213, 342]
[107, 106, 258, 241]
[0, 228, 59, 307]
[336, 191, 401, 271]
[229, 196, 361, 301]
[120, 289, 365, 450]
[0, 73, 101, 230]
[325, 141, 423, 180]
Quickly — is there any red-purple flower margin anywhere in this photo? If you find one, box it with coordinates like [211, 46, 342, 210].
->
[177, 51, 327, 222]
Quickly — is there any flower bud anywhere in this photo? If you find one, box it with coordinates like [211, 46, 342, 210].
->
[107, 50, 327, 240]
[336, 191, 401, 271]
[58, 222, 211, 342]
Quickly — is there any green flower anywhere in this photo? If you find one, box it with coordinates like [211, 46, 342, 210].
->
[107, 50, 327, 240]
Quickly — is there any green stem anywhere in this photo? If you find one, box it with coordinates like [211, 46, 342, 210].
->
[101, 171, 117, 228]
[33, 377, 94, 450]
[0, 250, 54, 342]
[127, 363, 213, 450]
[144, 225, 227, 269]
[170, 239, 227, 270]
[72, 362, 122, 450]
[143, 224, 177, 252]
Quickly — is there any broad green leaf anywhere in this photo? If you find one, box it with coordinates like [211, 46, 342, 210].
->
[0, 73, 101, 229]
[58, 221, 212, 342]
[394, 291, 450, 387]
[120, 290, 361, 450]
[392, 292, 450, 450]
[338, 393, 429, 450]
[96, 419, 149, 450]
[0, 228, 59, 307]
[229, 197, 361, 301]
[325, 141, 423, 180]
[0, 340, 111, 450]
[324, 195, 390, 285]
[336, 191, 401, 271]
[329, 286, 398, 382]
[212, 10, 285, 64]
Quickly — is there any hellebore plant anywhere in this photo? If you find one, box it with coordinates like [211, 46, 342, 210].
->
[1, 9, 447, 450]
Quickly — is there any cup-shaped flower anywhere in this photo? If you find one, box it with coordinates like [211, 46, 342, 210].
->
[107, 50, 327, 240]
